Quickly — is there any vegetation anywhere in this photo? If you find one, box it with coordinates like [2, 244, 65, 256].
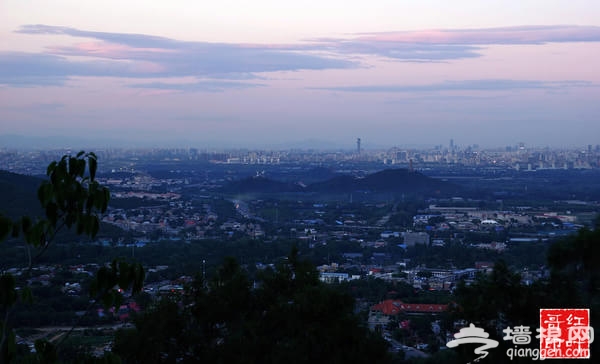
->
[425, 219, 600, 363]
[113, 249, 391, 364]
[0, 152, 144, 363]
[219, 168, 462, 198]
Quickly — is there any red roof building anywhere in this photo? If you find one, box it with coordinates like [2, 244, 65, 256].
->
[371, 299, 447, 315]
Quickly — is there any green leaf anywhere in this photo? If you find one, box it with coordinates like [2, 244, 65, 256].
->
[21, 215, 32, 233]
[21, 286, 33, 304]
[118, 262, 130, 289]
[57, 157, 68, 181]
[132, 264, 145, 293]
[69, 156, 78, 177]
[7, 330, 16, 362]
[65, 213, 75, 228]
[45, 202, 58, 226]
[37, 182, 47, 206]
[102, 291, 114, 307]
[0, 216, 12, 241]
[0, 273, 17, 306]
[78, 158, 86, 178]
[114, 292, 123, 308]
[89, 154, 97, 181]
[103, 187, 110, 212]
[34, 340, 58, 363]
[46, 161, 57, 176]
[25, 222, 42, 246]
[85, 197, 93, 215]
[91, 216, 100, 238]
[76, 219, 85, 235]
[11, 221, 20, 238]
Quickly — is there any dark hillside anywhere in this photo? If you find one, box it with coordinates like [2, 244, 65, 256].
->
[0, 170, 43, 218]
[220, 176, 304, 194]
[0, 170, 123, 241]
[308, 168, 461, 196]
[220, 168, 461, 198]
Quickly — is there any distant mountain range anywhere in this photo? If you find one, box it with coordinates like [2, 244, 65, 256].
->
[221, 168, 461, 196]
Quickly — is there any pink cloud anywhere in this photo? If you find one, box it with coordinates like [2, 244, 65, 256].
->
[47, 41, 174, 59]
[8, 24, 600, 87]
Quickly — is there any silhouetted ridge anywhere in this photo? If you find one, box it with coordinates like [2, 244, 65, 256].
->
[221, 168, 459, 196]
[308, 168, 456, 194]
[221, 176, 303, 193]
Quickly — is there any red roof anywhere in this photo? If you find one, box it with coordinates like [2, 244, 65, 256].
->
[371, 299, 447, 315]
[475, 261, 494, 269]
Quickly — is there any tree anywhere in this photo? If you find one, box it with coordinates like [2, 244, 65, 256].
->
[454, 260, 530, 328]
[0, 152, 144, 363]
[545, 219, 600, 359]
[427, 215, 445, 226]
[452, 219, 600, 362]
[114, 249, 391, 363]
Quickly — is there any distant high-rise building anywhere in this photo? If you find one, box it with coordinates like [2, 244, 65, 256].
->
[396, 151, 408, 162]
[356, 138, 361, 154]
[450, 139, 454, 150]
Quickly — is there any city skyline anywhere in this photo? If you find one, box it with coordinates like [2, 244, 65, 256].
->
[1, 1, 600, 149]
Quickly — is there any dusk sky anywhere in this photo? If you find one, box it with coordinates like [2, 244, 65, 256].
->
[1, 1, 599, 149]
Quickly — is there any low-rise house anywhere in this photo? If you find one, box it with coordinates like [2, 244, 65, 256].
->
[319, 272, 360, 283]
[403, 232, 430, 246]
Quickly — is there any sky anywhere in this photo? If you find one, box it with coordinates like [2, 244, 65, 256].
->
[1, 1, 599, 150]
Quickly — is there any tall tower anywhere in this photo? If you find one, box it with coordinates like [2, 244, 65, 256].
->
[356, 138, 361, 155]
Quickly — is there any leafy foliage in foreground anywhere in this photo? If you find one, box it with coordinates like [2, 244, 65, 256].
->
[0, 152, 144, 363]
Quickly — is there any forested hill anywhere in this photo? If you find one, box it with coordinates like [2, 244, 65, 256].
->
[220, 168, 462, 197]
[220, 176, 304, 194]
[0, 170, 43, 218]
[307, 168, 461, 195]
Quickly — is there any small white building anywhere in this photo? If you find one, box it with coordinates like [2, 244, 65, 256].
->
[480, 219, 499, 225]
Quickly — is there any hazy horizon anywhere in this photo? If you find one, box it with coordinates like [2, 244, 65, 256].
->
[1, 132, 596, 152]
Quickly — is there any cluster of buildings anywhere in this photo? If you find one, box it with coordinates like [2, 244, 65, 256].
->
[2, 143, 600, 175]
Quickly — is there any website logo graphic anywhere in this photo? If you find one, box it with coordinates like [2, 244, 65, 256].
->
[446, 323, 499, 362]
[447, 309, 594, 362]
